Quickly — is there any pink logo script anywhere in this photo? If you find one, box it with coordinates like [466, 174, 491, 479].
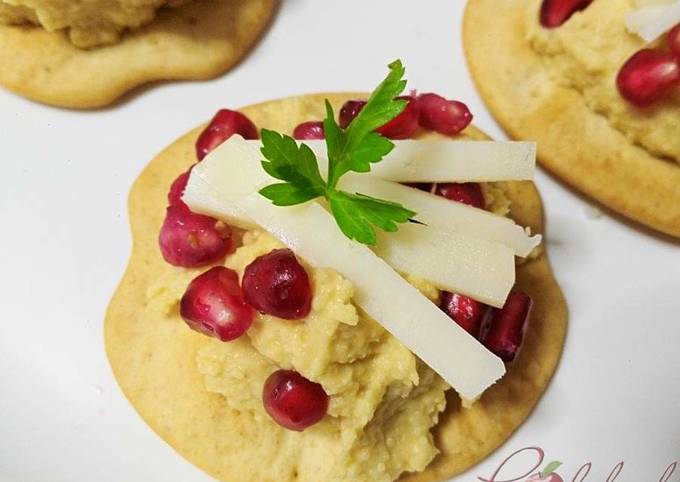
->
[478, 446, 678, 482]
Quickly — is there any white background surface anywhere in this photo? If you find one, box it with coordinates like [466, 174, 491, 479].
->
[1, 1, 679, 481]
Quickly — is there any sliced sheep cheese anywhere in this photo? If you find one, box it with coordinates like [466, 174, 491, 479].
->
[236, 192, 506, 401]
[185, 137, 540, 257]
[183, 137, 263, 231]
[626, 0, 680, 42]
[185, 138, 516, 306]
[375, 223, 515, 307]
[339, 174, 541, 257]
[290, 140, 536, 182]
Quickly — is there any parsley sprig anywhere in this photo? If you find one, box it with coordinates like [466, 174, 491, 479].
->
[259, 59, 416, 246]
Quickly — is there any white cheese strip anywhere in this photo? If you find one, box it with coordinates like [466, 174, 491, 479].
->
[626, 0, 680, 42]
[185, 137, 516, 306]
[236, 192, 506, 400]
[375, 224, 515, 306]
[340, 174, 541, 257]
[288, 140, 536, 182]
[182, 137, 265, 231]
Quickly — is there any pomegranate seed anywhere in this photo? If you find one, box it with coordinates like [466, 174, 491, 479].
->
[482, 292, 533, 362]
[434, 182, 485, 209]
[180, 266, 255, 341]
[338, 100, 367, 129]
[417, 93, 473, 136]
[242, 249, 312, 319]
[338, 96, 420, 139]
[262, 369, 329, 431]
[158, 205, 233, 267]
[195, 109, 258, 161]
[668, 23, 680, 58]
[376, 96, 420, 139]
[616, 49, 680, 107]
[293, 121, 325, 140]
[168, 168, 192, 208]
[440, 292, 489, 338]
[539, 0, 593, 28]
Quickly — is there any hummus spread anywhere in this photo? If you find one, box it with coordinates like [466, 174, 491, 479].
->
[0, 0, 179, 47]
[148, 230, 447, 481]
[526, 0, 680, 164]
[141, 182, 513, 482]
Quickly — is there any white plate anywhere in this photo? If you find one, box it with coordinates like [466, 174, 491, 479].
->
[1, 1, 678, 481]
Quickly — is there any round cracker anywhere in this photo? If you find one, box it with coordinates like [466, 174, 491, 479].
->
[104, 93, 567, 482]
[463, 0, 680, 238]
[0, 0, 277, 109]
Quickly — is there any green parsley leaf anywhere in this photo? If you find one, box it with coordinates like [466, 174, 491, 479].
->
[350, 131, 395, 171]
[259, 183, 320, 206]
[346, 59, 407, 138]
[326, 59, 407, 188]
[259, 59, 417, 246]
[259, 129, 326, 197]
[328, 191, 416, 246]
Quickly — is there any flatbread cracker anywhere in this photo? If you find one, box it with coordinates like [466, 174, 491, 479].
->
[463, 0, 680, 238]
[0, 0, 277, 109]
[104, 93, 567, 482]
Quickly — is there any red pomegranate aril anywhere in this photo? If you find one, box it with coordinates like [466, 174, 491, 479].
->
[668, 23, 680, 58]
[338, 100, 367, 129]
[195, 109, 259, 161]
[440, 292, 488, 338]
[242, 249, 312, 319]
[616, 49, 680, 107]
[483, 292, 533, 362]
[180, 266, 254, 341]
[338, 96, 420, 139]
[539, 0, 593, 28]
[434, 182, 485, 209]
[159, 205, 233, 267]
[263, 370, 329, 431]
[293, 121, 325, 140]
[168, 168, 192, 208]
[376, 95, 420, 139]
[417, 93, 473, 136]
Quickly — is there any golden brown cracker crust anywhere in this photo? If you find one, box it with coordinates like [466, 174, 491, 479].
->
[463, 0, 680, 239]
[105, 93, 567, 482]
[0, 0, 277, 109]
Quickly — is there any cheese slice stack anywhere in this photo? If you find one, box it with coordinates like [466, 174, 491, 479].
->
[183, 135, 539, 400]
[184, 137, 528, 306]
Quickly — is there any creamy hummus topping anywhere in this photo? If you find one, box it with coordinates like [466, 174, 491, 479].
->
[149, 230, 447, 481]
[526, 0, 680, 164]
[145, 180, 517, 481]
[0, 0, 179, 47]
